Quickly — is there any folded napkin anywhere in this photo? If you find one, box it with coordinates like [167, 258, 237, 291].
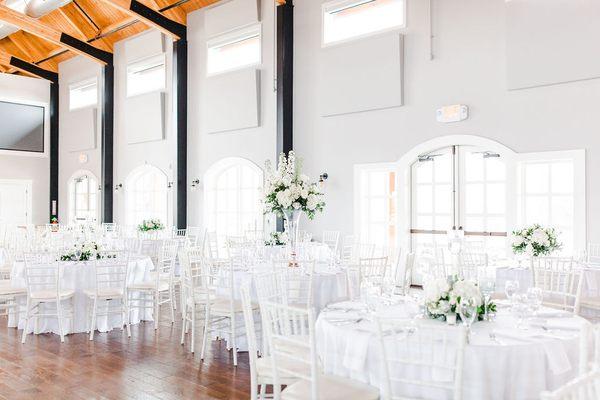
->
[534, 310, 572, 318]
[493, 329, 571, 375]
[342, 328, 372, 371]
[528, 320, 580, 332]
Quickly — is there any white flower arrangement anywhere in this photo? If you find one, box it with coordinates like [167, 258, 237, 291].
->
[138, 219, 165, 232]
[60, 241, 101, 262]
[265, 231, 289, 246]
[263, 151, 325, 220]
[511, 224, 560, 257]
[424, 276, 495, 321]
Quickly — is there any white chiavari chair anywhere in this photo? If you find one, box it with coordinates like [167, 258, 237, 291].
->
[185, 226, 203, 248]
[21, 252, 75, 343]
[281, 260, 315, 310]
[205, 231, 220, 259]
[532, 257, 582, 313]
[262, 301, 379, 400]
[345, 256, 389, 300]
[587, 243, 600, 265]
[128, 239, 179, 330]
[179, 247, 212, 353]
[374, 317, 466, 400]
[84, 250, 131, 340]
[339, 235, 355, 264]
[241, 284, 300, 400]
[393, 252, 414, 296]
[0, 249, 26, 321]
[540, 370, 600, 400]
[459, 251, 489, 282]
[416, 253, 447, 284]
[322, 231, 341, 256]
[200, 257, 259, 366]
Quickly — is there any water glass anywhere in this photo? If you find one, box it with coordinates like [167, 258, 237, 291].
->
[458, 301, 478, 341]
[505, 280, 520, 302]
[526, 287, 543, 316]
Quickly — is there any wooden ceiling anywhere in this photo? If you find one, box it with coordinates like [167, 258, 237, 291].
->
[0, 0, 220, 75]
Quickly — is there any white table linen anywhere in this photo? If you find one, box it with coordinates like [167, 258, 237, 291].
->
[316, 301, 589, 400]
[8, 255, 155, 335]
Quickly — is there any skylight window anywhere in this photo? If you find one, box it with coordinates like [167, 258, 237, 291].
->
[207, 24, 261, 75]
[322, 0, 405, 46]
[69, 78, 98, 111]
[127, 53, 166, 98]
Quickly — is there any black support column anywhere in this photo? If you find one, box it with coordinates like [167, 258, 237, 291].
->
[276, 0, 294, 156]
[276, 0, 294, 231]
[49, 80, 59, 222]
[174, 38, 188, 230]
[101, 63, 114, 223]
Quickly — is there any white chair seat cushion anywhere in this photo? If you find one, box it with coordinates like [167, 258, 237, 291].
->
[30, 289, 75, 300]
[0, 284, 26, 296]
[256, 356, 306, 381]
[281, 374, 379, 400]
[83, 288, 124, 299]
[128, 281, 170, 292]
[210, 297, 259, 314]
[579, 297, 600, 307]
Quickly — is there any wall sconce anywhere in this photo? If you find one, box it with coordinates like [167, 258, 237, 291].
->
[114, 183, 123, 192]
[167, 181, 174, 189]
[191, 179, 200, 191]
[319, 173, 328, 188]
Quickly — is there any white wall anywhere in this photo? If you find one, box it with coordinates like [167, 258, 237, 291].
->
[187, 0, 277, 229]
[0, 73, 50, 224]
[294, 0, 600, 243]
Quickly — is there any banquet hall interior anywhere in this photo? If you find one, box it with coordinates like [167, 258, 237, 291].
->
[1, 0, 600, 399]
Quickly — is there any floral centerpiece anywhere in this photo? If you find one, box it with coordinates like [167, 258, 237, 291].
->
[137, 219, 165, 232]
[424, 276, 496, 322]
[60, 242, 102, 262]
[511, 224, 561, 257]
[265, 231, 289, 246]
[263, 151, 325, 265]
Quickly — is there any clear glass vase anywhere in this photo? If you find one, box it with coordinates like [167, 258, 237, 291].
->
[283, 209, 302, 267]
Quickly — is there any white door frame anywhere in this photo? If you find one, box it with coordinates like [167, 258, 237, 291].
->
[0, 178, 33, 225]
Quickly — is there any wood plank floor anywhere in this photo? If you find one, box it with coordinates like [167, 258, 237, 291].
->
[0, 314, 251, 400]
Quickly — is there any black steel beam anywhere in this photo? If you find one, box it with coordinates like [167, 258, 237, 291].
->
[49, 81, 59, 222]
[60, 33, 113, 64]
[101, 64, 114, 223]
[9, 56, 58, 83]
[174, 38, 187, 229]
[276, 0, 293, 156]
[130, 0, 186, 39]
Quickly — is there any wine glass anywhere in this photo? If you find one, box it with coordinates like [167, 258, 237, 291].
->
[504, 280, 520, 302]
[458, 301, 478, 342]
[512, 294, 530, 329]
[526, 287, 543, 316]
[479, 276, 496, 321]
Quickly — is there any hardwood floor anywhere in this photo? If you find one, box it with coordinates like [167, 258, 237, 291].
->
[0, 315, 251, 400]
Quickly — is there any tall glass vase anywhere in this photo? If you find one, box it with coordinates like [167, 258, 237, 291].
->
[283, 209, 302, 267]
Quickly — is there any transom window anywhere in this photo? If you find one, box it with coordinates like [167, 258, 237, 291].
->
[125, 165, 170, 227]
[322, 0, 406, 46]
[68, 171, 98, 224]
[204, 158, 263, 239]
[207, 24, 261, 75]
[127, 53, 166, 98]
[69, 78, 98, 111]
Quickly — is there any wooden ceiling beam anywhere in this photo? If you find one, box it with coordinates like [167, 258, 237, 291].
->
[0, 3, 112, 64]
[0, 50, 58, 82]
[96, 0, 186, 39]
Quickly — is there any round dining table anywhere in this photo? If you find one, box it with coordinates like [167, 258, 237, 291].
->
[8, 255, 155, 335]
[316, 299, 589, 400]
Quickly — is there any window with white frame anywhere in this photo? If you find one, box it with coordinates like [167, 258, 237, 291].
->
[518, 151, 584, 254]
[356, 165, 397, 250]
[127, 53, 166, 98]
[125, 165, 170, 227]
[69, 78, 98, 111]
[204, 158, 263, 239]
[322, 0, 406, 46]
[207, 24, 261, 75]
[68, 171, 98, 224]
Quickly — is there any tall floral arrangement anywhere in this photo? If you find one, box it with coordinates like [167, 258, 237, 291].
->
[263, 151, 325, 219]
[511, 224, 560, 257]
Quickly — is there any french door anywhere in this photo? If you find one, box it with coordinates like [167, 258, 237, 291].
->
[410, 145, 508, 257]
[0, 179, 31, 225]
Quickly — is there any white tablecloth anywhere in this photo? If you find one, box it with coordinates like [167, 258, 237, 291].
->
[316, 301, 589, 400]
[8, 256, 155, 335]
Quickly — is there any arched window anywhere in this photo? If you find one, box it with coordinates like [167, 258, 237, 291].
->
[204, 158, 263, 239]
[68, 170, 99, 224]
[125, 165, 170, 227]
